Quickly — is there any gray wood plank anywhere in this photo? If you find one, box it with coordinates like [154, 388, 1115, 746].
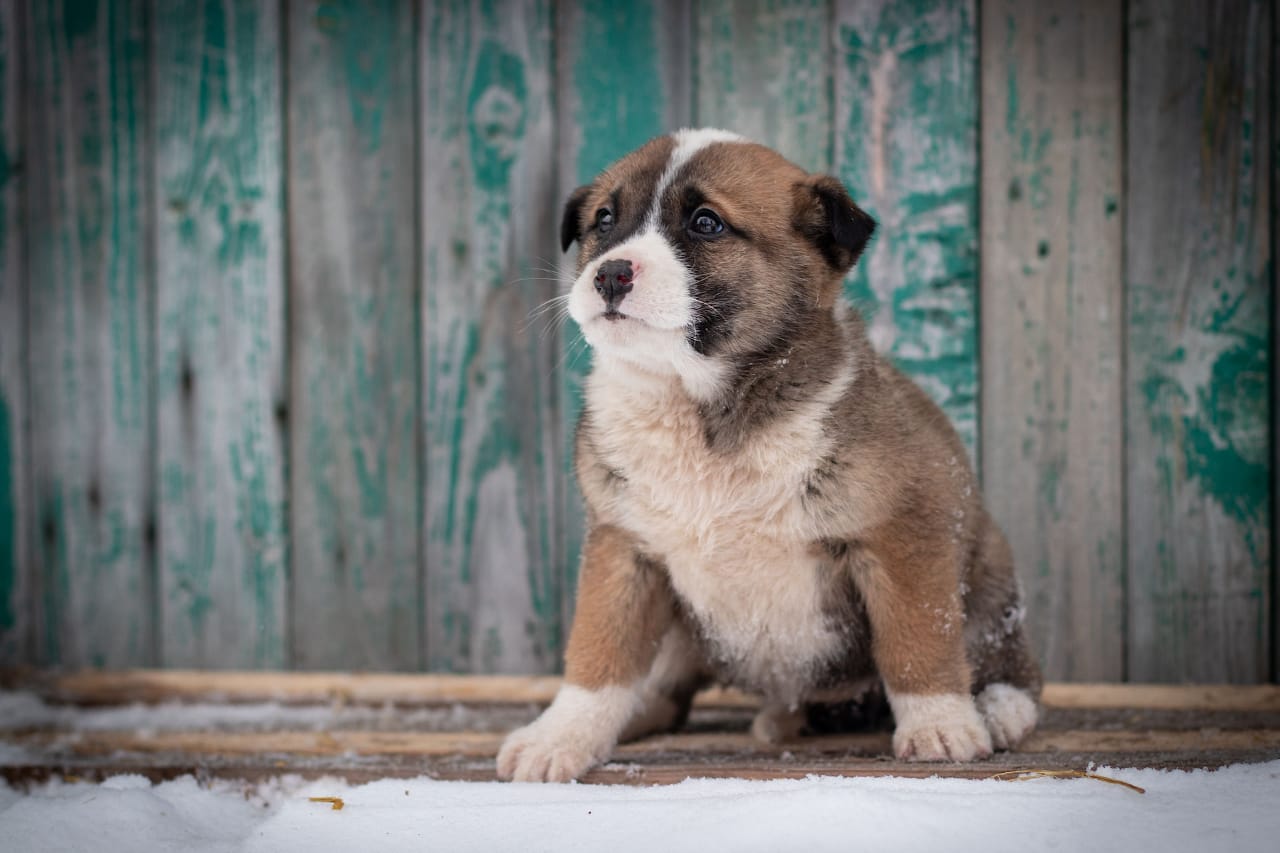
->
[24, 0, 154, 666]
[1126, 0, 1272, 682]
[834, 0, 981, 457]
[979, 0, 1125, 681]
[695, 0, 832, 170]
[554, 0, 694, 654]
[152, 0, 288, 667]
[287, 0, 420, 670]
[0, 0, 28, 664]
[421, 0, 560, 673]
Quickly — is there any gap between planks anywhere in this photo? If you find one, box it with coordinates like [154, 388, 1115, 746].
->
[22, 670, 1280, 712]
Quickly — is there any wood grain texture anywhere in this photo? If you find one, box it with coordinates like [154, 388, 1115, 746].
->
[835, 0, 980, 456]
[0, 0, 27, 664]
[695, 0, 832, 170]
[24, 0, 154, 667]
[979, 0, 1125, 681]
[6, 750, 1271, 786]
[36, 670, 1280, 711]
[554, 0, 693, 638]
[13, 727, 1280, 760]
[421, 0, 560, 673]
[1125, 0, 1272, 682]
[152, 0, 287, 668]
[287, 0, 420, 670]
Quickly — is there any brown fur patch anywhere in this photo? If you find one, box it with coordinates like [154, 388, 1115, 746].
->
[563, 525, 677, 690]
[846, 524, 972, 696]
[564, 136, 676, 267]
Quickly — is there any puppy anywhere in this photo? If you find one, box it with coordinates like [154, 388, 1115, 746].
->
[497, 129, 1041, 783]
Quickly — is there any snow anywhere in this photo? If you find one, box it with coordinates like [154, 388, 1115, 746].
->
[2, 761, 1278, 853]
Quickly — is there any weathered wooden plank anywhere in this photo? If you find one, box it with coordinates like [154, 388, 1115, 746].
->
[421, 0, 559, 673]
[152, 0, 287, 668]
[0, 0, 27, 664]
[24, 0, 154, 666]
[695, 0, 832, 170]
[12, 726, 1280, 760]
[979, 0, 1125, 681]
[1039, 683, 1280, 712]
[1125, 0, 1272, 682]
[555, 0, 693, 640]
[286, 0, 420, 670]
[6, 750, 1267, 787]
[34, 671, 1280, 712]
[834, 0, 980, 455]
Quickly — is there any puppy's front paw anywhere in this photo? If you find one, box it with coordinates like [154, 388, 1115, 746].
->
[890, 693, 993, 762]
[497, 723, 600, 783]
[495, 684, 636, 783]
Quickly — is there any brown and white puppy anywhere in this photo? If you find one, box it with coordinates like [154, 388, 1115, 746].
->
[497, 129, 1041, 783]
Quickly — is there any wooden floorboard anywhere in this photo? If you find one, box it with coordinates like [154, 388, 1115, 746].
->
[14, 670, 1280, 711]
[3, 672, 1279, 786]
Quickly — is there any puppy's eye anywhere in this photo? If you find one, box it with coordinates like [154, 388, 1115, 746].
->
[596, 208, 614, 234]
[690, 208, 724, 237]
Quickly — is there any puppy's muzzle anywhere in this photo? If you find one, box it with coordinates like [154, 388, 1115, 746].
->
[594, 259, 635, 314]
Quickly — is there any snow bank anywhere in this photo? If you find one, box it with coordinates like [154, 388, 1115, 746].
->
[2, 761, 1277, 853]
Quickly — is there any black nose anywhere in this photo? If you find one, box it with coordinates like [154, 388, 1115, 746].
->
[594, 259, 634, 307]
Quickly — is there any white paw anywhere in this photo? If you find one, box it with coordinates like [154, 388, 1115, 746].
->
[890, 693, 993, 762]
[975, 683, 1038, 750]
[751, 704, 806, 744]
[496, 722, 603, 783]
[495, 684, 637, 783]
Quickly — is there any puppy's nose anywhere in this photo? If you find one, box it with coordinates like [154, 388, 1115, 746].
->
[594, 259, 635, 307]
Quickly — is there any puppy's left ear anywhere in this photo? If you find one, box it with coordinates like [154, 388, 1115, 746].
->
[560, 185, 593, 253]
[793, 175, 876, 272]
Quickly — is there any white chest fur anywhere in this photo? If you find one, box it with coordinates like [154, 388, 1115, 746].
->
[585, 361, 855, 702]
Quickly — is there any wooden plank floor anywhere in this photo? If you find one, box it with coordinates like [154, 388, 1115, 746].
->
[2, 672, 1279, 786]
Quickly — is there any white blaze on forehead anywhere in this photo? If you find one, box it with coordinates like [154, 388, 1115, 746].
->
[644, 127, 747, 228]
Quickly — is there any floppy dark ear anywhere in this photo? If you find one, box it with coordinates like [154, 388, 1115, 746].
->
[560, 185, 593, 253]
[793, 175, 876, 272]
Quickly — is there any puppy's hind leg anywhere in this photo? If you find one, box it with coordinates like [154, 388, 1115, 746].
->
[964, 519, 1043, 751]
[619, 621, 709, 743]
[750, 703, 806, 744]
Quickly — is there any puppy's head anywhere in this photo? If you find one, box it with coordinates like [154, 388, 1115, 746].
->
[562, 129, 874, 396]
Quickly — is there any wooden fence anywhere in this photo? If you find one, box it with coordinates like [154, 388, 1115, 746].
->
[0, 0, 1272, 682]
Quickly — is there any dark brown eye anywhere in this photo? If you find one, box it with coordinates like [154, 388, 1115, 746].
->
[690, 208, 724, 237]
[596, 208, 614, 234]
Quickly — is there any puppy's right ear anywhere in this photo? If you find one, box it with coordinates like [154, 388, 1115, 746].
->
[793, 175, 876, 273]
[560, 185, 593, 252]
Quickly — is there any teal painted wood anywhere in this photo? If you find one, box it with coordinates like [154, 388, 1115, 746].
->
[695, 0, 832, 170]
[1126, 0, 1272, 682]
[0, 0, 27, 664]
[555, 0, 693, 645]
[834, 0, 980, 457]
[422, 0, 560, 673]
[980, 0, 1125, 681]
[287, 0, 420, 670]
[24, 0, 154, 666]
[153, 0, 287, 667]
